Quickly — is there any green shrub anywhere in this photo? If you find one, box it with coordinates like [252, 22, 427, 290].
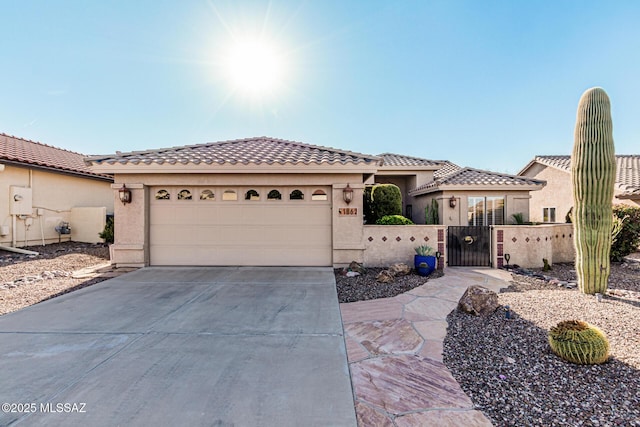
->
[511, 212, 525, 225]
[99, 217, 114, 244]
[363, 184, 402, 223]
[611, 205, 640, 261]
[376, 215, 414, 225]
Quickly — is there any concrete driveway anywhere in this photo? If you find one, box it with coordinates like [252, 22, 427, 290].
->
[0, 267, 356, 426]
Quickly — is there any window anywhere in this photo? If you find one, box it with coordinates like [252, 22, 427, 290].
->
[155, 189, 170, 200]
[543, 207, 556, 223]
[311, 189, 327, 201]
[289, 189, 304, 200]
[222, 190, 237, 201]
[200, 190, 215, 200]
[267, 189, 282, 200]
[245, 189, 260, 201]
[177, 189, 192, 200]
[468, 196, 505, 226]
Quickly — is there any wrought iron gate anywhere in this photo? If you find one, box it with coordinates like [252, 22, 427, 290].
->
[447, 226, 491, 267]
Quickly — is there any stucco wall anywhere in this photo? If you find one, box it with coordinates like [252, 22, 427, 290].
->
[525, 165, 572, 223]
[493, 224, 574, 268]
[0, 164, 113, 247]
[363, 225, 445, 267]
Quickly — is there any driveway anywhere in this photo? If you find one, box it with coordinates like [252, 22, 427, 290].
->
[0, 267, 356, 426]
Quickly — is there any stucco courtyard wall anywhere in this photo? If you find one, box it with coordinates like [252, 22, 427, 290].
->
[493, 224, 575, 269]
[363, 225, 445, 268]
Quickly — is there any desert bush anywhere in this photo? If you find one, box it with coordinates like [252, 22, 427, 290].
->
[376, 215, 414, 225]
[611, 205, 640, 261]
[99, 216, 114, 244]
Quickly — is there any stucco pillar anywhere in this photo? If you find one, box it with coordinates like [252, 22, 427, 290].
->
[110, 183, 148, 267]
[332, 183, 365, 267]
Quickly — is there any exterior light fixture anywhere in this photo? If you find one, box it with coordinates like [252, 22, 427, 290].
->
[343, 184, 353, 205]
[118, 184, 132, 205]
[504, 253, 511, 265]
[449, 195, 457, 208]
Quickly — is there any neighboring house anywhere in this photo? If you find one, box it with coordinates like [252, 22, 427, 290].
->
[0, 133, 114, 248]
[377, 153, 545, 226]
[86, 137, 546, 268]
[519, 155, 640, 223]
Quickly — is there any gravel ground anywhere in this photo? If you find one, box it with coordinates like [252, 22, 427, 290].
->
[335, 267, 443, 303]
[0, 242, 110, 315]
[444, 260, 640, 427]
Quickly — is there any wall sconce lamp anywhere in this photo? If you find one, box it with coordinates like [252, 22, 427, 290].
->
[504, 253, 511, 266]
[343, 184, 353, 205]
[118, 184, 132, 205]
[449, 195, 457, 208]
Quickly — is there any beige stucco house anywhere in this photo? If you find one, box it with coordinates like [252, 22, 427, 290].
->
[86, 137, 546, 268]
[519, 155, 640, 223]
[1, 133, 114, 249]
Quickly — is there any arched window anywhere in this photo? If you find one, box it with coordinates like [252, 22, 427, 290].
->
[289, 189, 304, 200]
[245, 189, 260, 201]
[178, 189, 192, 200]
[311, 189, 328, 201]
[222, 190, 238, 201]
[267, 189, 282, 200]
[200, 190, 215, 200]
[155, 189, 170, 200]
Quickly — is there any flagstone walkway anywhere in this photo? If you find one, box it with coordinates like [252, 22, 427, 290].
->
[340, 267, 513, 427]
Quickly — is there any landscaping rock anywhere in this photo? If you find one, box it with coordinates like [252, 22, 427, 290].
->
[457, 285, 499, 316]
[376, 270, 395, 283]
[388, 263, 411, 277]
[348, 261, 367, 275]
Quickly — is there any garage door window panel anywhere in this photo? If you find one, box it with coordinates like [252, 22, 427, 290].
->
[267, 189, 282, 200]
[178, 189, 193, 200]
[155, 189, 170, 200]
[245, 189, 260, 200]
[200, 190, 215, 200]
[290, 189, 304, 200]
[223, 190, 238, 201]
[311, 189, 328, 201]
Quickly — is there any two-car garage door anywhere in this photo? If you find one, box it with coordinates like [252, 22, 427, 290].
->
[149, 186, 332, 266]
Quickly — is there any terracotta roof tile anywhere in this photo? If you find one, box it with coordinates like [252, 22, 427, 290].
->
[378, 153, 450, 168]
[87, 137, 382, 167]
[533, 155, 640, 196]
[0, 133, 111, 180]
[410, 167, 545, 195]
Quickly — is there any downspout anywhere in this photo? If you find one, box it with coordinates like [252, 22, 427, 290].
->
[0, 244, 38, 256]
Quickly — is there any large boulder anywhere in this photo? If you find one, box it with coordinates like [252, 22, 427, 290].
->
[348, 261, 367, 275]
[457, 285, 499, 316]
[389, 263, 411, 277]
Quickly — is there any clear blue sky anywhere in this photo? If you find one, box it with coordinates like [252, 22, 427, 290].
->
[1, 1, 639, 173]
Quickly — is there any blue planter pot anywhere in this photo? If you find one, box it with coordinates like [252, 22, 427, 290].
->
[414, 255, 436, 276]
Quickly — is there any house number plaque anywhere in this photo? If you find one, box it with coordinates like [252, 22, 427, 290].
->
[339, 208, 358, 216]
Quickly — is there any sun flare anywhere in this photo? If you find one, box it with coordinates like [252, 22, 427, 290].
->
[224, 38, 286, 97]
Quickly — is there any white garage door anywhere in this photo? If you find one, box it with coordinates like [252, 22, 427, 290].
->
[150, 186, 332, 266]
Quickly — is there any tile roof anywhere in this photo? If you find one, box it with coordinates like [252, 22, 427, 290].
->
[410, 167, 545, 195]
[378, 153, 450, 168]
[0, 133, 111, 181]
[86, 137, 382, 167]
[530, 155, 640, 197]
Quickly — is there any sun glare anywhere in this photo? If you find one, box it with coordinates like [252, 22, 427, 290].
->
[224, 38, 286, 97]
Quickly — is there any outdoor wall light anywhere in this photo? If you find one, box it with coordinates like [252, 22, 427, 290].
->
[504, 253, 511, 265]
[118, 184, 132, 205]
[343, 184, 353, 205]
[449, 195, 457, 208]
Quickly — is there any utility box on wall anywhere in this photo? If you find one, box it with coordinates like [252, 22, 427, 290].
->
[9, 186, 33, 215]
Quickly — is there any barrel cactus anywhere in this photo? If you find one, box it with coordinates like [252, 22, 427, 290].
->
[548, 320, 609, 365]
[571, 87, 616, 294]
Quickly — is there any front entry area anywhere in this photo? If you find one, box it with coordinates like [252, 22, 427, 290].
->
[149, 186, 332, 266]
[447, 226, 492, 267]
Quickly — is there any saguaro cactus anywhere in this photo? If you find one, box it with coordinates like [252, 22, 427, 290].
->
[571, 87, 616, 294]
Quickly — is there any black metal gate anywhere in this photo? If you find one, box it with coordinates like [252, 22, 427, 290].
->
[447, 226, 491, 267]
